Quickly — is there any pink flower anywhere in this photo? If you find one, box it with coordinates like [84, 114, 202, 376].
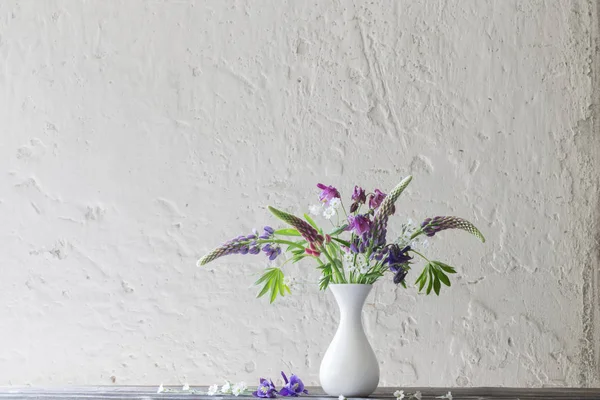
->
[317, 183, 340, 205]
[369, 189, 387, 209]
[347, 214, 372, 236]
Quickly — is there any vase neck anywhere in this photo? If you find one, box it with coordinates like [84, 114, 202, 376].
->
[330, 284, 372, 321]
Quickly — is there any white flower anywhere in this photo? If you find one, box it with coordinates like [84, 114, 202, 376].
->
[232, 382, 247, 396]
[207, 384, 219, 395]
[309, 204, 322, 215]
[393, 390, 405, 399]
[323, 206, 336, 219]
[182, 383, 190, 391]
[436, 392, 452, 400]
[329, 198, 341, 209]
[338, 395, 346, 400]
[284, 276, 294, 287]
[156, 384, 164, 394]
[221, 381, 232, 394]
[412, 392, 422, 400]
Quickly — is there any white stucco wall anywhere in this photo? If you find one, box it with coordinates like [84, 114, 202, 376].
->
[1, 0, 599, 388]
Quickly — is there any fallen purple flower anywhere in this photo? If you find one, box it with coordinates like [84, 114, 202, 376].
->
[252, 378, 277, 398]
[279, 372, 308, 397]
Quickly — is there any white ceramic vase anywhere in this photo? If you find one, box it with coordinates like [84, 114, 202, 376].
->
[319, 284, 379, 397]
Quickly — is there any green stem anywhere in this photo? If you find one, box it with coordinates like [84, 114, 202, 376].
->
[321, 246, 345, 283]
[340, 201, 349, 218]
[256, 239, 305, 250]
[409, 248, 431, 262]
[410, 229, 424, 240]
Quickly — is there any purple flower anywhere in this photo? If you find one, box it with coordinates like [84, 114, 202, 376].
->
[369, 189, 387, 209]
[279, 372, 308, 397]
[347, 214, 372, 236]
[419, 216, 486, 242]
[262, 244, 282, 261]
[317, 183, 340, 205]
[352, 186, 367, 204]
[393, 267, 408, 284]
[386, 245, 412, 284]
[249, 246, 261, 254]
[259, 226, 275, 239]
[252, 378, 277, 398]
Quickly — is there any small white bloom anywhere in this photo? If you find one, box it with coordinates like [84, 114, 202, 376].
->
[393, 390, 405, 400]
[182, 383, 190, 391]
[436, 392, 452, 400]
[207, 384, 219, 396]
[323, 206, 336, 219]
[338, 395, 346, 400]
[329, 198, 341, 209]
[309, 204, 322, 216]
[232, 382, 247, 396]
[284, 276, 294, 287]
[412, 391, 422, 400]
[157, 384, 164, 394]
[221, 381, 232, 394]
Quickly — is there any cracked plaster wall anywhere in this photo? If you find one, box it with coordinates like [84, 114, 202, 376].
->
[1, 0, 599, 388]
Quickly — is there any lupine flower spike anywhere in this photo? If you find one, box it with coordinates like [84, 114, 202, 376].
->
[268, 206, 323, 244]
[419, 216, 485, 242]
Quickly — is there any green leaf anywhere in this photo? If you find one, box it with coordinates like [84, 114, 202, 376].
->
[418, 273, 427, 291]
[426, 267, 434, 294]
[434, 261, 457, 274]
[331, 237, 351, 247]
[417, 263, 430, 292]
[254, 269, 274, 286]
[257, 279, 272, 298]
[270, 285, 278, 303]
[269, 269, 283, 303]
[303, 213, 319, 229]
[317, 262, 331, 271]
[278, 279, 285, 296]
[319, 275, 331, 291]
[415, 267, 428, 286]
[433, 276, 441, 296]
[435, 268, 451, 287]
[292, 255, 306, 263]
[329, 224, 348, 236]
[275, 228, 302, 237]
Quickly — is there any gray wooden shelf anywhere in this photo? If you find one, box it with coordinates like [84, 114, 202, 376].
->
[0, 386, 599, 400]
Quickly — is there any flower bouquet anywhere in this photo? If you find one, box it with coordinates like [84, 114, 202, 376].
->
[197, 175, 485, 301]
[197, 175, 484, 396]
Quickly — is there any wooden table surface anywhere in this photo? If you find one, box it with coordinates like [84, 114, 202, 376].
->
[0, 386, 599, 400]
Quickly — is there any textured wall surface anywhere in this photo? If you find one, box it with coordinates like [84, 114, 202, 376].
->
[1, 0, 599, 388]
